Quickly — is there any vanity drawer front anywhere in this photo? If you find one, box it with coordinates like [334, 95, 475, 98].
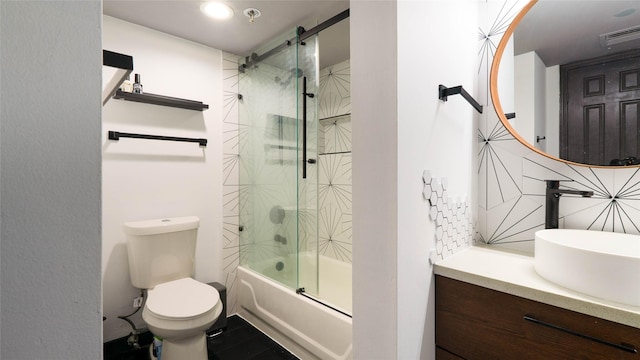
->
[436, 346, 465, 359]
[435, 275, 640, 360]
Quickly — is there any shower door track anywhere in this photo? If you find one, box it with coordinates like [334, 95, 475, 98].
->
[296, 287, 352, 318]
[240, 8, 350, 71]
[298, 9, 350, 41]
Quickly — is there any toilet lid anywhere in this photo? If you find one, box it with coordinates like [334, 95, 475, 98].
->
[146, 278, 219, 320]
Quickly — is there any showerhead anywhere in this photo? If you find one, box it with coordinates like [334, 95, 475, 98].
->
[275, 68, 304, 86]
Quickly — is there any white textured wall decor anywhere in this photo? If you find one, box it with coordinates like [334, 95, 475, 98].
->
[422, 171, 473, 261]
[479, 0, 640, 253]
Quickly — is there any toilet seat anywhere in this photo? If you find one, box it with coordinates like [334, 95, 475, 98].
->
[146, 277, 219, 320]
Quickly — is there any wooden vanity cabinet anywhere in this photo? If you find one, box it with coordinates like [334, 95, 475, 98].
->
[435, 275, 640, 359]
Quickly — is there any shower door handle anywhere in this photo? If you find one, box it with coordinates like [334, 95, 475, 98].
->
[302, 76, 314, 179]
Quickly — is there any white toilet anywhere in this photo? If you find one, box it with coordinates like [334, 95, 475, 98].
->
[124, 216, 222, 360]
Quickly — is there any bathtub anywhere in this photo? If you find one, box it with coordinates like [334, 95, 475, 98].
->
[237, 254, 353, 360]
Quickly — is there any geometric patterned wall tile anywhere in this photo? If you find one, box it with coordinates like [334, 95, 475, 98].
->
[318, 59, 352, 263]
[478, 0, 529, 105]
[479, 1, 640, 253]
[222, 52, 242, 314]
[321, 114, 352, 154]
[319, 153, 352, 213]
[319, 60, 351, 119]
[480, 194, 544, 245]
[478, 132, 526, 210]
[319, 203, 352, 262]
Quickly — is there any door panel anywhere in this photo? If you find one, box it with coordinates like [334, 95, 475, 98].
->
[561, 50, 640, 165]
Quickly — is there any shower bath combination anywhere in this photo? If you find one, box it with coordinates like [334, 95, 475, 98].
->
[234, 9, 353, 359]
[237, 25, 319, 292]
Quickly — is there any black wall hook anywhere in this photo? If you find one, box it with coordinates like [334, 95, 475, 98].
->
[438, 85, 483, 114]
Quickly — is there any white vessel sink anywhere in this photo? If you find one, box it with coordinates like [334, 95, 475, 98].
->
[534, 229, 640, 307]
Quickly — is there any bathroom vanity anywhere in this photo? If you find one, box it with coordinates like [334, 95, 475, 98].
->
[434, 247, 640, 359]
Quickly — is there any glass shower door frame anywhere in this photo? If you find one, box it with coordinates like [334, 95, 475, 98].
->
[237, 27, 320, 297]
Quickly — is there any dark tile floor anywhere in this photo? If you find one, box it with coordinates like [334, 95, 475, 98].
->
[104, 315, 299, 360]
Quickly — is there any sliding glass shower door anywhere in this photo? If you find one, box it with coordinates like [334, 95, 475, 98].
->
[238, 28, 319, 295]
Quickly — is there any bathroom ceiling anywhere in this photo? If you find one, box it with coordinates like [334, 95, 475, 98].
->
[514, 1, 640, 66]
[103, 0, 350, 67]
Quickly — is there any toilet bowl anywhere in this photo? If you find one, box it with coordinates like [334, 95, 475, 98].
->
[123, 216, 222, 360]
[142, 277, 222, 360]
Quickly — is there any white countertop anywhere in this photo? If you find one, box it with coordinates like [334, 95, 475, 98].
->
[434, 246, 640, 329]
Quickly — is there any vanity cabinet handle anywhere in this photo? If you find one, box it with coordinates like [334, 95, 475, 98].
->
[523, 315, 637, 354]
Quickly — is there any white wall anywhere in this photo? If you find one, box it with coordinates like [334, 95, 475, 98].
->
[398, 1, 477, 358]
[102, 16, 223, 342]
[1, 1, 103, 358]
[515, 51, 545, 148]
[545, 65, 560, 157]
[352, 1, 478, 358]
[533, 55, 546, 153]
[351, 1, 398, 358]
[497, 37, 516, 113]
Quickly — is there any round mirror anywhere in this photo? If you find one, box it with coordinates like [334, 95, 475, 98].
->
[491, 0, 640, 167]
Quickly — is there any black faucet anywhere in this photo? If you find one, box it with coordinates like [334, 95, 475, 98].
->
[545, 180, 594, 229]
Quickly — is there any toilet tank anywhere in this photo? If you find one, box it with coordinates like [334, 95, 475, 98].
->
[124, 216, 199, 289]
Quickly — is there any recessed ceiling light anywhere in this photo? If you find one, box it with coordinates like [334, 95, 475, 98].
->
[201, 2, 234, 20]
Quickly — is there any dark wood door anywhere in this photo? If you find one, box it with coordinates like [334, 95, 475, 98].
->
[560, 50, 640, 165]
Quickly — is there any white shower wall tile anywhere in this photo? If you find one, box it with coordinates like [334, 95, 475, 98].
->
[223, 153, 240, 187]
[319, 203, 352, 262]
[319, 60, 351, 119]
[223, 54, 240, 88]
[223, 54, 240, 126]
[223, 121, 240, 155]
[316, 60, 353, 263]
[222, 52, 241, 314]
[321, 115, 352, 154]
[223, 91, 239, 124]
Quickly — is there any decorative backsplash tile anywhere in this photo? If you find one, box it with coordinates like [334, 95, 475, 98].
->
[478, 1, 640, 253]
[422, 170, 473, 261]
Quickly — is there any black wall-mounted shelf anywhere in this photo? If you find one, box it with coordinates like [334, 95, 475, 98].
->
[113, 90, 209, 111]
